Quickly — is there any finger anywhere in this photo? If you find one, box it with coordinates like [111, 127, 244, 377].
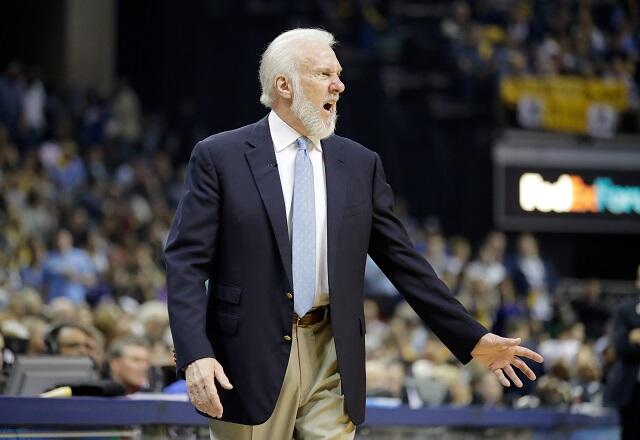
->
[500, 337, 522, 346]
[190, 381, 217, 417]
[214, 364, 234, 390]
[511, 356, 536, 381]
[493, 368, 510, 387]
[189, 377, 219, 418]
[503, 364, 523, 388]
[204, 378, 224, 418]
[514, 346, 544, 363]
[190, 384, 216, 417]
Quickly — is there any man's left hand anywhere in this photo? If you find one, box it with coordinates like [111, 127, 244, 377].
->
[471, 333, 544, 388]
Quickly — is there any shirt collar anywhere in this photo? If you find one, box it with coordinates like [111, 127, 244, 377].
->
[268, 111, 322, 153]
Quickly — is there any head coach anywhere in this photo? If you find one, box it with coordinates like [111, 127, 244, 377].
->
[164, 28, 543, 439]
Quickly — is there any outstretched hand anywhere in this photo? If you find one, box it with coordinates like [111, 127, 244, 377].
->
[471, 333, 544, 388]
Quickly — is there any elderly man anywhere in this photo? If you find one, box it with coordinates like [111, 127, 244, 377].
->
[165, 28, 543, 439]
[107, 336, 151, 395]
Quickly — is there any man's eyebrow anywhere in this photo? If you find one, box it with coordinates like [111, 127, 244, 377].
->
[315, 66, 342, 73]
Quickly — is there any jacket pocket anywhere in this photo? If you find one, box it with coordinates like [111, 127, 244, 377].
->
[213, 283, 241, 304]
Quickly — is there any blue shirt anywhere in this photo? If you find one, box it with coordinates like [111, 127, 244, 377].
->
[43, 248, 96, 304]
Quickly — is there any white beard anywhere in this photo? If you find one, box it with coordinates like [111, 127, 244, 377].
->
[291, 81, 338, 140]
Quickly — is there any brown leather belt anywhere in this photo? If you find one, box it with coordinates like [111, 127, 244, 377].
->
[293, 306, 329, 326]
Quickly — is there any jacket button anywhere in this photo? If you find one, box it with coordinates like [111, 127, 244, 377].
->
[283, 335, 292, 342]
[286, 292, 293, 300]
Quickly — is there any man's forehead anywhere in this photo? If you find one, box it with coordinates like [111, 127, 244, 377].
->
[296, 42, 341, 69]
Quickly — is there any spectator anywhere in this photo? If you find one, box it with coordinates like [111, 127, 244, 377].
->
[48, 297, 78, 323]
[22, 316, 47, 355]
[0, 331, 5, 370]
[442, 235, 471, 292]
[571, 345, 603, 405]
[507, 233, 557, 322]
[0, 61, 25, 142]
[464, 241, 507, 293]
[44, 323, 93, 357]
[106, 336, 151, 395]
[46, 142, 86, 194]
[93, 301, 131, 346]
[0, 331, 5, 393]
[604, 264, 640, 440]
[538, 323, 584, 372]
[134, 300, 172, 368]
[20, 70, 46, 149]
[19, 240, 47, 292]
[366, 359, 406, 402]
[42, 229, 97, 304]
[423, 231, 448, 277]
[471, 370, 504, 407]
[107, 79, 141, 162]
[363, 256, 401, 317]
[571, 279, 610, 342]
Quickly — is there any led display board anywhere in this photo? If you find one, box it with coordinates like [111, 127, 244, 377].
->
[493, 131, 640, 233]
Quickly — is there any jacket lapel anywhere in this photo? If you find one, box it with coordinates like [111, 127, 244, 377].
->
[245, 116, 293, 291]
[322, 136, 347, 297]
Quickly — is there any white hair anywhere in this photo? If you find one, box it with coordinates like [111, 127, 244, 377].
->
[259, 28, 336, 108]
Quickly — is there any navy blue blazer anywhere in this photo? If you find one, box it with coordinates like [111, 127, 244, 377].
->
[604, 298, 640, 408]
[164, 115, 487, 425]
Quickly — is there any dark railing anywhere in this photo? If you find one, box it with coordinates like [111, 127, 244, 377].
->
[0, 396, 619, 439]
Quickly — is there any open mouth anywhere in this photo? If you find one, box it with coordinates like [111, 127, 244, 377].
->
[323, 102, 336, 113]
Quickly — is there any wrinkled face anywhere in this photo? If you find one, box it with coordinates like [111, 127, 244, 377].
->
[291, 41, 345, 139]
[57, 327, 91, 357]
[110, 345, 150, 392]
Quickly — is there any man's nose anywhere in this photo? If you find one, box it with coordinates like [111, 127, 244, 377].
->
[330, 76, 345, 94]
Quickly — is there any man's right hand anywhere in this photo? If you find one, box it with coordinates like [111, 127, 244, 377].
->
[185, 357, 233, 418]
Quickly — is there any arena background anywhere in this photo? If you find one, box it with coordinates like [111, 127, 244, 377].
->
[0, 0, 639, 438]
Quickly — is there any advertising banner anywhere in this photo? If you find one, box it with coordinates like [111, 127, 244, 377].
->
[494, 132, 640, 233]
[501, 76, 630, 138]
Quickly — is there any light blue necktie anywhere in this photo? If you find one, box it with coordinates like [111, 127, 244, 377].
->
[292, 136, 316, 317]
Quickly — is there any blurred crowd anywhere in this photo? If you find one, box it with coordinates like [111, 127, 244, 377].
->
[0, 61, 182, 395]
[442, 0, 639, 83]
[0, 3, 639, 408]
[363, 226, 639, 410]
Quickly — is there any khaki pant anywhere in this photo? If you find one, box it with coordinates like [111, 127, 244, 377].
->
[210, 316, 356, 440]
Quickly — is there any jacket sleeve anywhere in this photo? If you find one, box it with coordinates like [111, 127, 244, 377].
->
[367, 153, 488, 364]
[165, 141, 220, 377]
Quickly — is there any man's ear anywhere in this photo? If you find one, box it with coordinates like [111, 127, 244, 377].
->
[275, 75, 293, 100]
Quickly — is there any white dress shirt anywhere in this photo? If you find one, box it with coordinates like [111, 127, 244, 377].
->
[268, 111, 330, 306]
